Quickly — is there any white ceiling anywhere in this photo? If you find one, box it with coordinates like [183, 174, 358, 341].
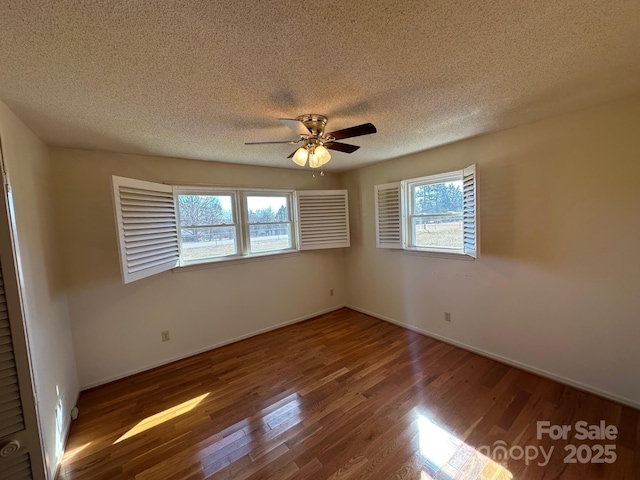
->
[1, 1, 639, 171]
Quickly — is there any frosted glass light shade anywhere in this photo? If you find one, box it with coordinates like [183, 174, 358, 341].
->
[292, 147, 308, 166]
[308, 152, 321, 169]
[315, 145, 331, 166]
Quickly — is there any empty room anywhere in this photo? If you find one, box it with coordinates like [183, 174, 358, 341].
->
[0, 1, 639, 479]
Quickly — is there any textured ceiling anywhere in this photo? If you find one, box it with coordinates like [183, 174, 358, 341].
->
[1, 1, 639, 171]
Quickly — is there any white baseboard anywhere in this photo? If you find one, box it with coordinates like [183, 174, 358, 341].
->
[81, 305, 346, 390]
[347, 304, 640, 410]
[51, 389, 80, 480]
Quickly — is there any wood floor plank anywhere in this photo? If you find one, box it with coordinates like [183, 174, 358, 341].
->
[58, 308, 639, 480]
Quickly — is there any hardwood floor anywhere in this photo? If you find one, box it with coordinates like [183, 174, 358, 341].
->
[58, 308, 639, 480]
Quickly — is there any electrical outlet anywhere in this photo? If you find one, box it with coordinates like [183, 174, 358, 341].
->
[444, 312, 451, 322]
[330, 289, 334, 297]
[161, 331, 170, 342]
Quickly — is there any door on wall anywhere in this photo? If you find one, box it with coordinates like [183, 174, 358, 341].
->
[0, 154, 46, 477]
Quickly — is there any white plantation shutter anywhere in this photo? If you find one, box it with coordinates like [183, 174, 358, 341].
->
[297, 190, 350, 250]
[112, 176, 179, 284]
[375, 182, 403, 249]
[463, 164, 478, 258]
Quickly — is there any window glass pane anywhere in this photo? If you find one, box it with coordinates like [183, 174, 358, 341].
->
[413, 181, 463, 215]
[413, 215, 463, 249]
[246, 196, 288, 223]
[179, 195, 234, 226]
[180, 227, 237, 260]
[249, 224, 291, 253]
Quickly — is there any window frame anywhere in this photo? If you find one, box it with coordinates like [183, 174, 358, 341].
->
[241, 190, 297, 256]
[112, 175, 351, 283]
[175, 186, 297, 267]
[405, 170, 465, 255]
[374, 165, 477, 259]
[175, 187, 242, 266]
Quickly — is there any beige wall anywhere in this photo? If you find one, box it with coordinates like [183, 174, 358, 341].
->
[0, 101, 79, 478]
[342, 94, 640, 407]
[50, 148, 347, 388]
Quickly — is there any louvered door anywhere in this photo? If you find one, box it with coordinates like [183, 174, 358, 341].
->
[0, 154, 45, 478]
[0, 279, 34, 479]
[296, 190, 350, 250]
[112, 176, 179, 284]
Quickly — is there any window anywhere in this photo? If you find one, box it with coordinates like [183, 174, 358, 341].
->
[176, 188, 296, 265]
[407, 172, 463, 252]
[244, 193, 294, 254]
[178, 192, 239, 263]
[112, 176, 349, 283]
[375, 164, 478, 258]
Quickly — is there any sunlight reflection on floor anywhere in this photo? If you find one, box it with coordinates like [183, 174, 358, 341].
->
[417, 415, 513, 479]
[61, 442, 92, 465]
[114, 393, 209, 444]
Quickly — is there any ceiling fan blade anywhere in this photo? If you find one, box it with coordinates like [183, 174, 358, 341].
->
[327, 122, 377, 141]
[326, 142, 360, 154]
[280, 118, 311, 136]
[244, 140, 299, 145]
[287, 149, 298, 159]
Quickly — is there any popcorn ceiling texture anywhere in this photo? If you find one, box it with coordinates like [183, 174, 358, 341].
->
[1, 0, 639, 171]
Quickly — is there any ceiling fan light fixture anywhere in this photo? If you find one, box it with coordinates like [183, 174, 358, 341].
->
[292, 147, 309, 166]
[308, 151, 321, 169]
[315, 145, 331, 166]
[246, 114, 376, 172]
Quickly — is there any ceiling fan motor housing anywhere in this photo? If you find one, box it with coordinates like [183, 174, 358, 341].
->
[296, 114, 328, 137]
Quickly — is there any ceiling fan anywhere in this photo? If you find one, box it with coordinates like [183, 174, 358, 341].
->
[245, 114, 377, 169]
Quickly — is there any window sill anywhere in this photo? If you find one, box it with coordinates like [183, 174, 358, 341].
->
[401, 248, 475, 261]
[173, 249, 301, 273]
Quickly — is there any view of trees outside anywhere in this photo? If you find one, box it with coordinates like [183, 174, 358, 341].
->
[246, 196, 291, 253]
[179, 194, 233, 228]
[412, 181, 464, 249]
[178, 194, 292, 260]
[414, 181, 463, 214]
